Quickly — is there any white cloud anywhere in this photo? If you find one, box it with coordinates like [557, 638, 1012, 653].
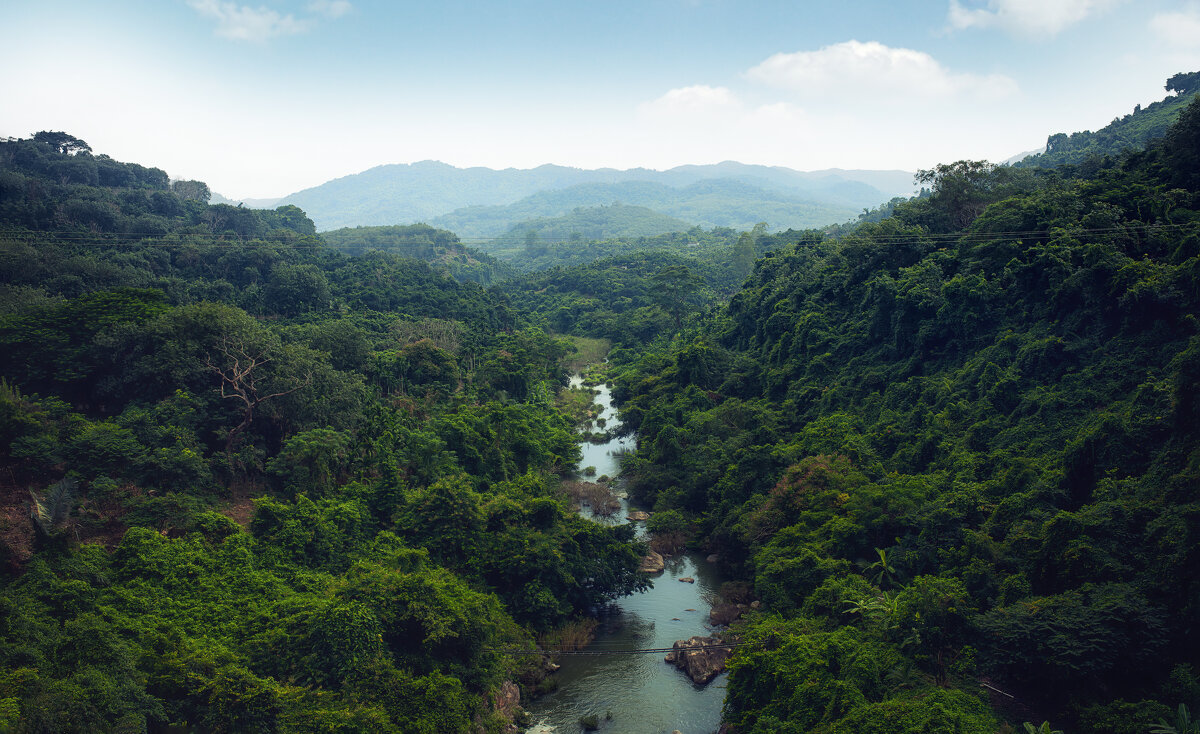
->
[947, 0, 1120, 37]
[1149, 6, 1200, 48]
[189, 0, 311, 41]
[188, 0, 354, 41]
[746, 40, 1017, 100]
[308, 0, 352, 19]
[626, 39, 1038, 178]
[638, 85, 742, 117]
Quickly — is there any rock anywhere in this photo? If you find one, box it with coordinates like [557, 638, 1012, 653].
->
[664, 635, 731, 685]
[638, 550, 665, 573]
[750, 600, 761, 610]
[626, 510, 650, 521]
[679, 576, 695, 583]
[491, 680, 521, 733]
[706, 553, 720, 563]
[709, 602, 741, 626]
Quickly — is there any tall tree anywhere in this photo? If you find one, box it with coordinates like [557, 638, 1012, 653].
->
[651, 264, 703, 329]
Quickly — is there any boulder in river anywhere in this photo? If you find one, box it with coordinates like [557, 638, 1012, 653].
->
[679, 576, 695, 583]
[626, 510, 650, 521]
[665, 636, 731, 685]
[638, 550, 665, 573]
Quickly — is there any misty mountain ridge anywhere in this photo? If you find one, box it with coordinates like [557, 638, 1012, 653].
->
[278, 160, 917, 232]
[433, 178, 871, 239]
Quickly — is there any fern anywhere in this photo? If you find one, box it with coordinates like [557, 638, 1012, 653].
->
[30, 477, 76, 536]
[1151, 704, 1200, 734]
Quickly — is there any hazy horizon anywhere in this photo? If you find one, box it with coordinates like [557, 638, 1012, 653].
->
[4, 0, 1199, 199]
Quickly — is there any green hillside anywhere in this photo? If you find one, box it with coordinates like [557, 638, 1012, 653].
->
[603, 98, 1200, 732]
[1019, 71, 1200, 168]
[488, 203, 694, 259]
[0, 134, 645, 732]
[320, 224, 515, 284]
[5, 73, 1200, 734]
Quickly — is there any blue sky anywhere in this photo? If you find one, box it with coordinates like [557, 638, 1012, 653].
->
[3, 0, 1200, 198]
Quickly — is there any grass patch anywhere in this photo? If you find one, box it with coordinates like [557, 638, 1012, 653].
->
[538, 617, 599, 652]
[560, 336, 611, 373]
[555, 385, 600, 427]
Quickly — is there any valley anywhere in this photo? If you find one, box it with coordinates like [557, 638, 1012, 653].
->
[0, 71, 1199, 734]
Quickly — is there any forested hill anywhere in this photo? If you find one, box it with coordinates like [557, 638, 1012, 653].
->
[611, 97, 1200, 732]
[278, 160, 914, 232]
[0, 133, 650, 731]
[493, 203, 694, 257]
[319, 223, 515, 284]
[1018, 70, 1200, 169]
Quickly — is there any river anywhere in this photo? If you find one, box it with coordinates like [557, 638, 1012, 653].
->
[523, 375, 728, 734]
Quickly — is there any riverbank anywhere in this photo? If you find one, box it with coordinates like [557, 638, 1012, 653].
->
[523, 355, 729, 733]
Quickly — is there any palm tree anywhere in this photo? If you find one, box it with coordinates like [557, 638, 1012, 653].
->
[1151, 704, 1200, 734]
[30, 477, 77, 537]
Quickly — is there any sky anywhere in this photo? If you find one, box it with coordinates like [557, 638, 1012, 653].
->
[3, 0, 1200, 199]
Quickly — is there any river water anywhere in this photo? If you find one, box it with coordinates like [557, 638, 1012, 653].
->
[523, 376, 728, 734]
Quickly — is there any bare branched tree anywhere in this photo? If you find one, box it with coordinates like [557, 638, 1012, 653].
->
[205, 337, 311, 462]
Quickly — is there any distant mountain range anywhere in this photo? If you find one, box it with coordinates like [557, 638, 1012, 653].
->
[209, 192, 283, 209]
[431, 177, 880, 239]
[272, 161, 916, 234]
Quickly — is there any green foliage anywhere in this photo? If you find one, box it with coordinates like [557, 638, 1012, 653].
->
[1019, 74, 1200, 169]
[320, 224, 514, 284]
[978, 583, 1168, 696]
[827, 689, 998, 734]
[8, 86, 1200, 734]
[1152, 704, 1200, 734]
[196, 664, 282, 734]
[724, 616, 999, 733]
[502, 250, 732, 351]
[0, 134, 651, 732]
[611, 91, 1200, 731]
[497, 202, 694, 254]
[266, 428, 351, 497]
